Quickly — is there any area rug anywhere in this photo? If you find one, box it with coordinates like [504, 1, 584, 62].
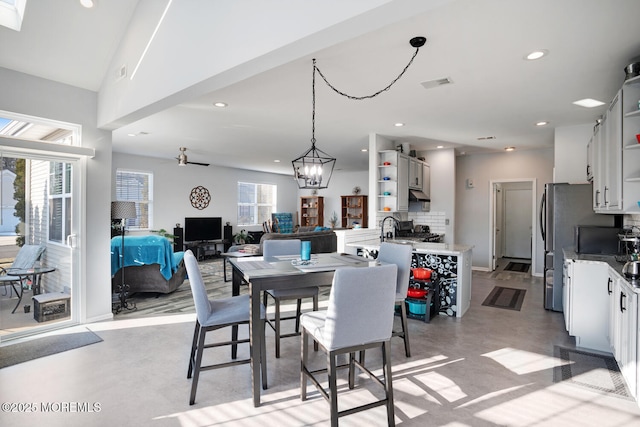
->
[504, 262, 530, 272]
[481, 286, 526, 311]
[115, 259, 228, 317]
[553, 346, 632, 399]
[0, 328, 102, 369]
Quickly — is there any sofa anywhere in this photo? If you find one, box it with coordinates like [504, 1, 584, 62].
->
[111, 235, 186, 294]
[229, 228, 337, 255]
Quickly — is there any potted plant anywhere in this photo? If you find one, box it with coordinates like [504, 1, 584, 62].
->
[329, 211, 339, 229]
[233, 229, 253, 244]
[152, 228, 176, 243]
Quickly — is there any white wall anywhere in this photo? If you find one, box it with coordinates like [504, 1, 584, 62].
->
[0, 67, 113, 323]
[310, 170, 369, 227]
[554, 124, 593, 183]
[456, 148, 553, 273]
[112, 153, 300, 235]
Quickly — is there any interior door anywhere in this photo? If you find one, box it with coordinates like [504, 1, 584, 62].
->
[504, 188, 532, 259]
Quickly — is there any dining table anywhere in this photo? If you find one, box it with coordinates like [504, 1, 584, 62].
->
[229, 251, 380, 407]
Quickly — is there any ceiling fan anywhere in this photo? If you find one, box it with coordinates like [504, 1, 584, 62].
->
[176, 147, 210, 167]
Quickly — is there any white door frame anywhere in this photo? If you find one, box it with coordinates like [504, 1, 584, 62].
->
[489, 179, 537, 274]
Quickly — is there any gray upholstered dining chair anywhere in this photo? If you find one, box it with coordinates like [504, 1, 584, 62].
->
[377, 242, 413, 357]
[0, 244, 46, 300]
[300, 263, 398, 427]
[184, 250, 267, 405]
[262, 239, 319, 358]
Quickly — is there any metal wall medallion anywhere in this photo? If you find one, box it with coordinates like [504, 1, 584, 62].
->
[190, 186, 211, 210]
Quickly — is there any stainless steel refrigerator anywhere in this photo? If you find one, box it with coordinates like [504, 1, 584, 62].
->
[540, 183, 617, 311]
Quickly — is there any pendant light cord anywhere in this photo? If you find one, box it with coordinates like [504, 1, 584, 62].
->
[314, 45, 422, 101]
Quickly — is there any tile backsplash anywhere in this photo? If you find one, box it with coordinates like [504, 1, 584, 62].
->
[408, 211, 446, 234]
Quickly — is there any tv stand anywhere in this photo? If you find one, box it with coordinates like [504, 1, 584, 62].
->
[184, 240, 228, 261]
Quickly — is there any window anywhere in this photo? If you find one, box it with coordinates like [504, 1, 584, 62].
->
[48, 161, 72, 244]
[115, 169, 153, 229]
[237, 182, 277, 226]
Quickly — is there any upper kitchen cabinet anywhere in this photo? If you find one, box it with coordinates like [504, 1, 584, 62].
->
[422, 162, 431, 199]
[621, 75, 640, 213]
[409, 157, 423, 190]
[592, 78, 640, 214]
[378, 150, 408, 212]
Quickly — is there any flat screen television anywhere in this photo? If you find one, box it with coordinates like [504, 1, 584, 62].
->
[184, 217, 222, 242]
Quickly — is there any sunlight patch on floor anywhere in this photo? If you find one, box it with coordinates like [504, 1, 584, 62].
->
[483, 347, 569, 375]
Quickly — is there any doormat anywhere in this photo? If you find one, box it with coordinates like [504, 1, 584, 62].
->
[504, 262, 530, 272]
[0, 328, 102, 369]
[481, 286, 526, 311]
[553, 346, 632, 399]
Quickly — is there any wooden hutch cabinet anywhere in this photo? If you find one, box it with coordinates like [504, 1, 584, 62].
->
[341, 195, 368, 228]
[300, 196, 324, 227]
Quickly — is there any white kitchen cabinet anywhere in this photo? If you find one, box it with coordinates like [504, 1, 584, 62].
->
[377, 150, 408, 212]
[563, 258, 610, 353]
[422, 162, 430, 199]
[604, 91, 622, 210]
[563, 259, 574, 333]
[608, 270, 638, 398]
[409, 157, 423, 190]
[621, 76, 640, 213]
[592, 77, 640, 213]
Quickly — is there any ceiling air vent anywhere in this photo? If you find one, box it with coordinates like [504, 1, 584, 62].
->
[420, 77, 452, 89]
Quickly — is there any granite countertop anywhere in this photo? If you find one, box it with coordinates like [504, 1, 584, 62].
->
[563, 248, 640, 289]
[348, 238, 473, 255]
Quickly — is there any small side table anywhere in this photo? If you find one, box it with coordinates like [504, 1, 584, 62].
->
[5, 266, 56, 314]
[220, 252, 259, 282]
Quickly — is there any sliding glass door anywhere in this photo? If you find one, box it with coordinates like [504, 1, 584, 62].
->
[0, 114, 84, 341]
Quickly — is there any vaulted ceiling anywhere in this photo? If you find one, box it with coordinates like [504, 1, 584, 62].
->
[2, 0, 640, 175]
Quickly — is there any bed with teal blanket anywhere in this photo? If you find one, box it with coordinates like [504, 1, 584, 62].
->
[111, 235, 186, 294]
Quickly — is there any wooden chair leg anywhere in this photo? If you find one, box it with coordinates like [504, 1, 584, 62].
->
[261, 319, 268, 390]
[313, 295, 319, 351]
[382, 341, 395, 425]
[400, 303, 411, 357]
[295, 299, 303, 332]
[328, 350, 339, 427]
[274, 298, 282, 358]
[348, 352, 356, 389]
[301, 329, 309, 400]
[187, 321, 200, 378]
[189, 327, 207, 405]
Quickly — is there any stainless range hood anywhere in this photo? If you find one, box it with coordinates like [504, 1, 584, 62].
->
[409, 189, 430, 201]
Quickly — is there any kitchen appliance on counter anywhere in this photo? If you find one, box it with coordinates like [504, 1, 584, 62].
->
[541, 183, 620, 311]
[575, 226, 622, 255]
[395, 220, 442, 242]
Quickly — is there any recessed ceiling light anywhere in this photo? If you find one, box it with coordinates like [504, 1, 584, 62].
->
[213, 102, 228, 108]
[273, 159, 280, 163]
[436, 145, 444, 149]
[525, 50, 548, 60]
[80, 0, 96, 8]
[361, 148, 368, 152]
[505, 146, 515, 151]
[536, 121, 549, 126]
[394, 123, 404, 127]
[127, 133, 136, 137]
[573, 98, 605, 108]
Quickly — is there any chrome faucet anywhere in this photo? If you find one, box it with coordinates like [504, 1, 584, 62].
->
[380, 216, 397, 242]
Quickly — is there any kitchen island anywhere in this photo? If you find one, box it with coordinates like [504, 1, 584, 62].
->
[347, 239, 473, 318]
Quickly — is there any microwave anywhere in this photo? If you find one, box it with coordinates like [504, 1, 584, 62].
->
[574, 226, 621, 255]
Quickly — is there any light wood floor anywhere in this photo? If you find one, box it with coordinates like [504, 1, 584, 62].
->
[2, 258, 640, 426]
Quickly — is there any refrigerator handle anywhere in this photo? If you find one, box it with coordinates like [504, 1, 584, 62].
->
[539, 192, 546, 242]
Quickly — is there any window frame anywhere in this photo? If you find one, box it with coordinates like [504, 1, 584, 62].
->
[237, 181, 277, 227]
[115, 168, 153, 230]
